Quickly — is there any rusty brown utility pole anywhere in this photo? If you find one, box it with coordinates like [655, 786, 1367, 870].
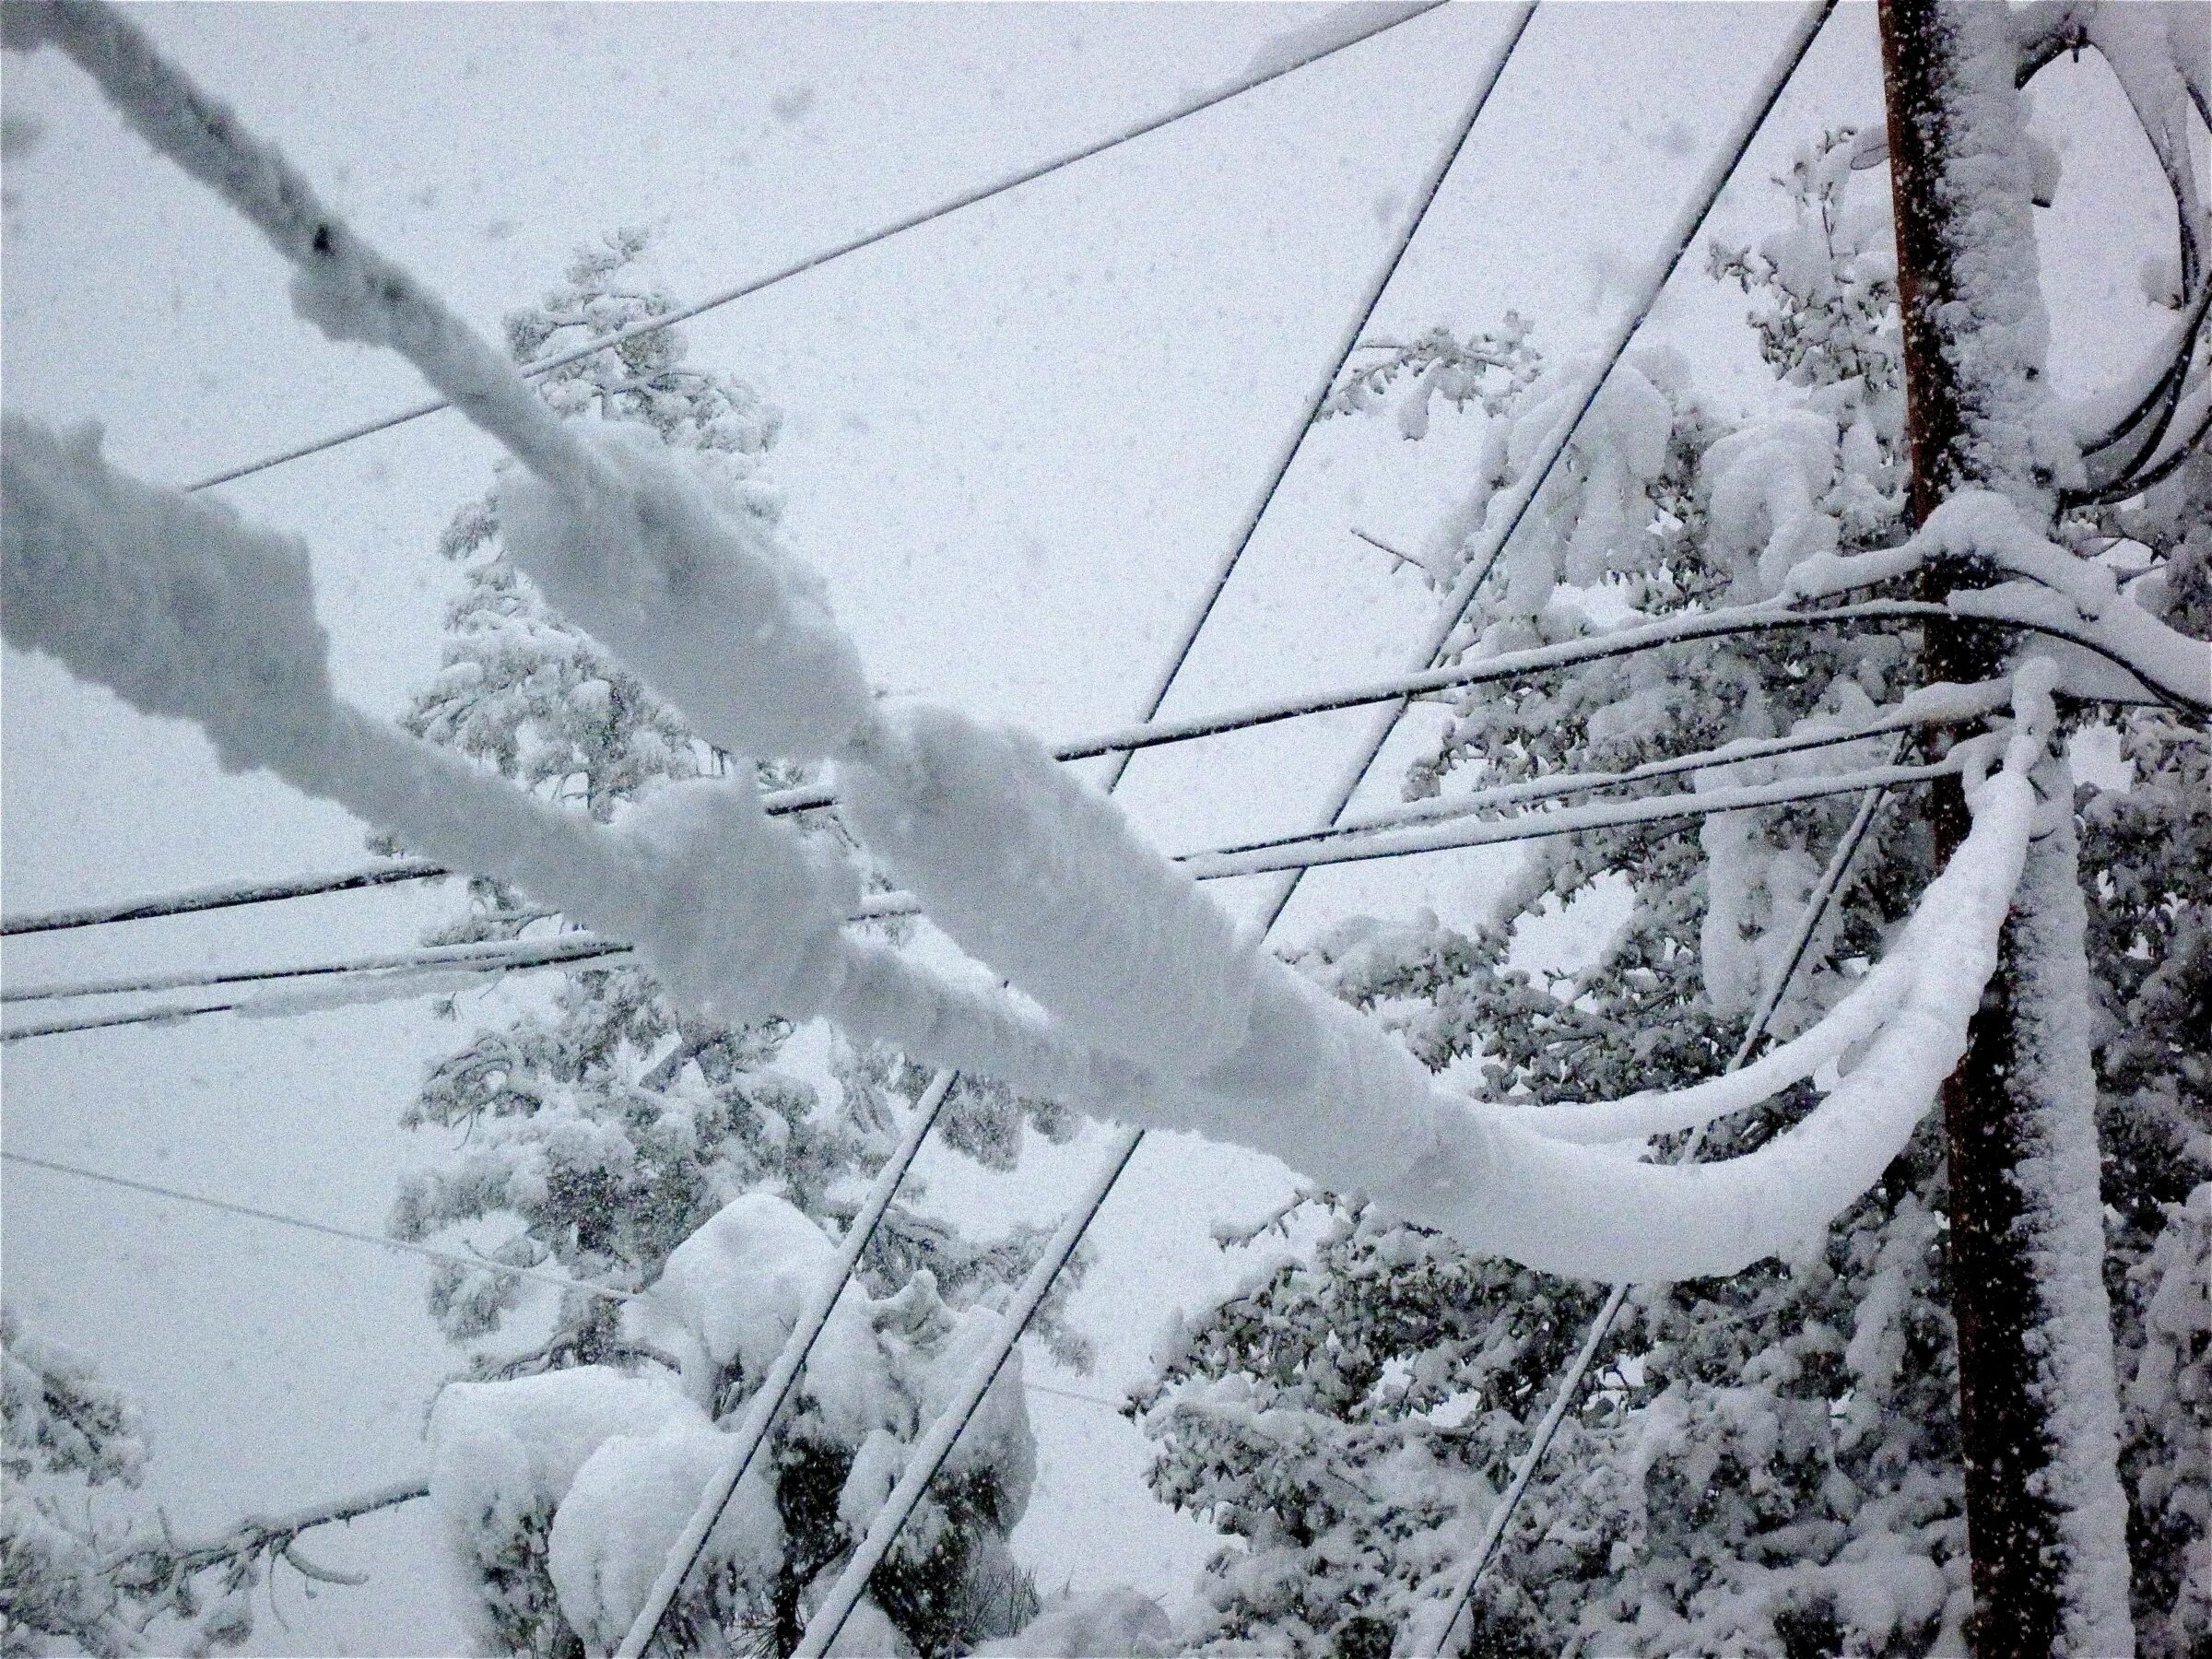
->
[1877, 4, 2106, 1657]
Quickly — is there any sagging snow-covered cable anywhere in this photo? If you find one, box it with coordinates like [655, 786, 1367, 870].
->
[1418, 767, 1900, 1656]
[588, 20, 1577, 1597]
[3, 223, 2047, 1299]
[0, 396, 2042, 1282]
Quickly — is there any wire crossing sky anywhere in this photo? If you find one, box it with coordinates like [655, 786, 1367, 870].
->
[178, 1, 1450, 495]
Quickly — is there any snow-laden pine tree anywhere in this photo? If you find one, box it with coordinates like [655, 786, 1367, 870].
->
[2, 1305, 165, 1657]
[1132, 126, 2207, 1659]
[385, 233, 1072, 1656]
[0, 1306, 294, 1657]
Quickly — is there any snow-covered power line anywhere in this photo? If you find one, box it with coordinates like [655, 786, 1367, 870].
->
[0, 932, 623, 1006]
[1178, 754, 1959, 881]
[1, 1150, 641, 1305]
[1197, 688, 2005, 858]
[0, 857, 447, 936]
[3, 6, 2117, 1646]
[0, 596, 2009, 940]
[0, 754, 1965, 1039]
[173, 1, 1451, 496]
[1419, 770, 1897, 1656]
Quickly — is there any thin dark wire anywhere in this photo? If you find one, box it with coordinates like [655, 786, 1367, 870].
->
[3, 934, 624, 1006]
[2063, 397, 2210, 510]
[0, 859, 447, 936]
[14, 581, 2192, 942]
[5, 1149, 1133, 1423]
[178, 3, 1450, 495]
[1099, 0, 1540, 792]
[2, 1149, 640, 1303]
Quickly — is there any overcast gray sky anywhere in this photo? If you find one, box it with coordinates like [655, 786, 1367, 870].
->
[0, 5, 2178, 1651]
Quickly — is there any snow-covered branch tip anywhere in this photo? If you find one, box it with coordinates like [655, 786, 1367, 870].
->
[108, 1478, 429, 1599]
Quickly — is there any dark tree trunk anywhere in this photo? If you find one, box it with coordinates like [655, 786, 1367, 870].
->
[1876, 5, 2133, 1656]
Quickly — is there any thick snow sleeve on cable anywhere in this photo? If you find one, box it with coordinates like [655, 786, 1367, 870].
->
[1487, 946, 1912, 1146]
[2, 420, 1135, 1112]
[0, 417, 339, 774]
[0, 418, 857, 1027]
[1114, 759, 2030, 1282]
[1364, 767, 2032, 1279]
[500, 427, 872, 760]
[840, 701, 1263, 1077]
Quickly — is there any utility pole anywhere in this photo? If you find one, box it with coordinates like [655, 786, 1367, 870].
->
[1877, 4, 2134, 1656]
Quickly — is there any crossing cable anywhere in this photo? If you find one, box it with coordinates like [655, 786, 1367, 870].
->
[1421, 766, 1896, 1656]
[619, 18, 1544, 1653]
[1, 754, 1965, 1043]
[794, 7, 1841, 1650]
[36, 590, 2122, 940]
[1, 743, 1962, 1012]
[175, 3, 1450, 495]
[1099, 0, 1540, 791]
